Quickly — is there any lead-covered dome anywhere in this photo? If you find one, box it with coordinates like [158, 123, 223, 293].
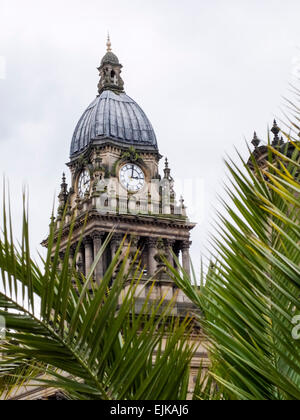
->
[70, 90, 158, 157]
[101, 51, 119, 66]
[70, 38, 158, 157]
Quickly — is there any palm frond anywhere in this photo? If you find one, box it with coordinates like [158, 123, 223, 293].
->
[0, 195, 195, 400]
[169, 133, 300, 399]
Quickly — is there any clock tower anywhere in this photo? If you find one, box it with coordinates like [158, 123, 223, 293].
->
[53, 38, 196, 310]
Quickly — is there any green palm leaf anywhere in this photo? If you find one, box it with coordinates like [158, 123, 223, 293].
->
[168, 122, 300, 399]
[0, 196, 195, 400]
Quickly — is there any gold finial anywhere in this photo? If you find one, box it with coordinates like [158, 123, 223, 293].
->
[106, 33, 112, 52]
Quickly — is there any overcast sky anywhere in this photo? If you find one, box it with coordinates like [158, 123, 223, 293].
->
[1, 0, 300, 274]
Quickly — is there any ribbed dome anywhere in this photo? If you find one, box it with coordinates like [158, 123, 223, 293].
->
[101, 51, 120, 66]
[70, 90, 158, 157]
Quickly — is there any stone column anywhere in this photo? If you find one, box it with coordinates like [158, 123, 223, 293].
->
[110, 234, 123, 278]
[181, 240, 192, 278]
[83, 237, 94, 278]
[76, 245, 84, 275]
[128, 235, 140, 272]
[69, 245, 76, 268]
[147, 238, 157, 276]
[59, 252, 65, 272]
[165, 239, 175, 268]
[173, 244, 180, 268]
[93, 233, 104, 283]
[111, 234, 123, 260]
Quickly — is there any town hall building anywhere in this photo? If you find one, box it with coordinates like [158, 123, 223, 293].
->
[10, 38, 208, 400]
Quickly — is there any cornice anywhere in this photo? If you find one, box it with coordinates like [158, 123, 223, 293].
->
[68, 139, 162, 165]
[41, 211, 196, 247]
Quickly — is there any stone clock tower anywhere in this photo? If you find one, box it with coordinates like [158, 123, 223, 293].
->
[53, 37, 196, 308]
[11, 39, 207, 400]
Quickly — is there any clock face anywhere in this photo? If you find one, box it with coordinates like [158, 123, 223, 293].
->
[120, 164, 145, 192]
[78, 170, 91, 198]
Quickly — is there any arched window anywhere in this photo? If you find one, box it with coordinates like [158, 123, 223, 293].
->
[110, 70, 117, 84]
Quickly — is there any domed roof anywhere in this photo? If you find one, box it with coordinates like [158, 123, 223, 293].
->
[70, 90, 158, 157]
[101, 51, 120, 66]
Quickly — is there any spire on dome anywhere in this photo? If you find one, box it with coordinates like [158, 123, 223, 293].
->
[106, 33, 112, 52]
